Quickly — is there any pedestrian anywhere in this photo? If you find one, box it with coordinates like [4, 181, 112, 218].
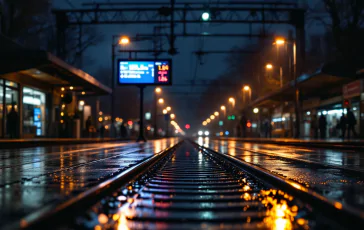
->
[311, 114, 318, 139]
[100, 124, 105, 138]
[347, 108, 357, 139]
[319, 114, 327, 139]
[120, 122, 128, 139]
[240, 114, 247, 138]
[339, 113, 347, 139]
[85, 116, 92, 137]
[6, 102, 18, 138]
[264, 118, 269, 138]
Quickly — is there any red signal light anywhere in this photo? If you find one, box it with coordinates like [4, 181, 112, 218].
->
[185, 124, 190, 129]
[247, 121, 252, 128]
[343, 99, 350, 107]
[127, 120, 133, 126]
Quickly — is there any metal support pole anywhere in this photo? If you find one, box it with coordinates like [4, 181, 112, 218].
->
[137, 86, 147, 142]
[111, 43, 115, 137]
[153, 93, 158, 138]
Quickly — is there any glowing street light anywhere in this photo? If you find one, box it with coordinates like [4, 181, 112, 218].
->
[170, 113, 175, 119]
[166, 106, 171, 111]
[79, 100, 85, 106]
[119, 36, 130, 45]
[266, 63, 273, 70]
[275, 37, 285, 45]
[243, 85, 250, 91]
[163, 109, 168, 114]
[253, 108, 259, 114]
[229, 97, 235, 108]
[155, 87, 162, 93]
[202, 121, 207, 126]
[210, 115, 215, 120]
[158, 98, 164, 104]
[207, 118, 211, 123]
[201, 12, 210, 21]
[221, 105, 226, 111]
[214, 111, 219, 116]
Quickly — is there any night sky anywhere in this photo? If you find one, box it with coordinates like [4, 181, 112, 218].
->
[53, 0, 321, 131]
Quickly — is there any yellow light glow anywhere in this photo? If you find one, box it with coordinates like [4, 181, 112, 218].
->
[214, 111, 219, 116]
[158, 98, 164, 104]
[69, 86, 74, 90]
[79, 100, 85, 106]
[105, 125, 109, 130]
[202, 121, 207, 126]
[99, 111, 103, 116]
[62, 104, 65, 108]
[275, 38, 285, 45]
[253, 108, 259, 114]
[82, 91, 85, 95]
[170, 113, 175, 119]
[61, 94, 64, 98]
[207, 118, 211, 123]
[98, 213, 108, 224]
[105, 117, 108, 121]
[119, 36, 130, 45]
[229, 97, 235, 102]
[61, 87, 65, 91]
[219, 131, 223, 136]
[166, 106, 171, 111]
[210, 115, 215, 119]
[266, 63, 273, 70]
[243, 85, 250, 91]
[98, 117, 103, 122]
[60, 112, 64, 116]
[60, 120, 64, 124]
[155, 87, 162, 93]
[221, 105, 226, 111]
[163, 109, 168, 114]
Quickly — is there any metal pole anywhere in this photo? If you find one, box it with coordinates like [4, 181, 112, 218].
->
[153, 92, 158, 138]
[111, 42, 115, 137]
[279, 67, 283, 88]
[137, 86, 147, 142]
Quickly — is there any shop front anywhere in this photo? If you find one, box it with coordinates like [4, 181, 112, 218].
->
[0, 35, 112, 138]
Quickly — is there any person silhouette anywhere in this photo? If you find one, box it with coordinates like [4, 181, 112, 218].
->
[7, 102, 18, 138]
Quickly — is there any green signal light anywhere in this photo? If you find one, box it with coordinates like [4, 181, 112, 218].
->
[227, 116, 231, 120]
[231, 115, 236, 120]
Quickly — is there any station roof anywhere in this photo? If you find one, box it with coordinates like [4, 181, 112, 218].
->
[248, 60, 364, 109]
[0, 35, 111, 95]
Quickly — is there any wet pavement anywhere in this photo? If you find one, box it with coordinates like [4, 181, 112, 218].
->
[198, 138, 364, 211]
[0, 138, 179, 227]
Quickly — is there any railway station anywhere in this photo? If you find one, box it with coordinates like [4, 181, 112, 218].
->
[1, 1, 364, 229]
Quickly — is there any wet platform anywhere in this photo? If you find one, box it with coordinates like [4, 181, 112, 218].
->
[0, 138, 179, 227]
[217, 137, 364, 149]
[200, 138, 364, 211]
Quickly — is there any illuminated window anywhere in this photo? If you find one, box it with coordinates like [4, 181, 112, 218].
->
[23, 87, 46, 136]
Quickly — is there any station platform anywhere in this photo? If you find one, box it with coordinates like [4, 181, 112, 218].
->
[0, 138, 180, 227]
[216, 137, 364, 149]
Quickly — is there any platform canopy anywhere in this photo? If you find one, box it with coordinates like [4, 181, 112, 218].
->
[0, 35, 111, 95]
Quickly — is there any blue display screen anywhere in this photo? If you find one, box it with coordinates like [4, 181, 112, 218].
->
[117, 60, 172, 85]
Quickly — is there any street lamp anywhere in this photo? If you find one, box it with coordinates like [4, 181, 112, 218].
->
[221, 105, 226, 117]
[158, 98, 164, 104]
[166, 106, 171, 111]
[229, 97, 235, 108]
[163, 109, 168, 114]
[210, 115, 215, 120]
[119, 36, 130, 45]
[201, 12, 210, 21]
[253, 108, 259, 114]
[214, 111, 219, 116]
[207, 118, 211, 123]
[111, 35, 130, 137]
[243, 85, 252, 105]
[155, 87, 162, 93]
[274, 37, 285, 45]
[266, 63, 283, 88]
[170, 113, 175, 119]
[202, 121, 207, 126]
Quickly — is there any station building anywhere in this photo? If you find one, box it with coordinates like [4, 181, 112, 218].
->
[247, 60, 364, 138]
[0, 35, 111, 138]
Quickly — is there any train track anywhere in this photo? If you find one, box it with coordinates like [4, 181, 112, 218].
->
[11, 140, 364, 229]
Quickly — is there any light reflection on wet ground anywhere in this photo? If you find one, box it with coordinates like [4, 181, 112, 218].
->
[201, 138, 364, 211]
[0, 138, 179, 226]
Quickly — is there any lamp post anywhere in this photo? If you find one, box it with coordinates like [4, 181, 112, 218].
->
[111, 35, 130, 137]
[153, 87, 162, 138]
[243, 85, 252, 107]
[265, 63, 283, 88]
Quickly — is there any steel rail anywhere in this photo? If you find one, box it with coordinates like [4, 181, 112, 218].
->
[5, 141, 182, 230]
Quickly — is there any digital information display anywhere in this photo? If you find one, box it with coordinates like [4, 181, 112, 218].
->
[117, 59, 172, 85]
